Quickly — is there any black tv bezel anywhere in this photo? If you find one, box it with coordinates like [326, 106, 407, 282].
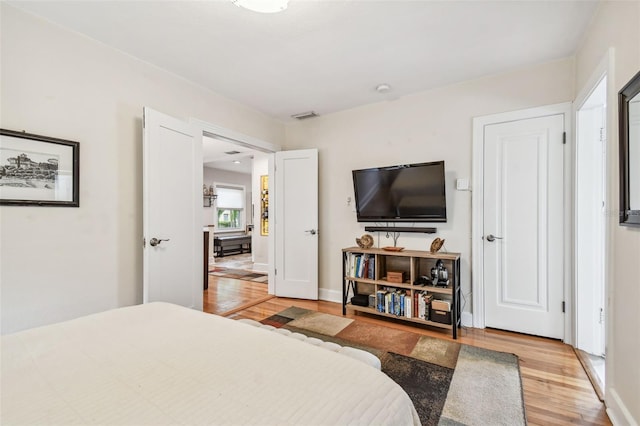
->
[352, 160, 447, 223]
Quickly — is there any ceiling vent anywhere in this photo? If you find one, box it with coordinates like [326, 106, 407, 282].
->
[224, 150, 241, 155]
[291, 111, 319, 120]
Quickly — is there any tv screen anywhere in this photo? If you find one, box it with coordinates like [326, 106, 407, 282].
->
[352, 161, 446, 222]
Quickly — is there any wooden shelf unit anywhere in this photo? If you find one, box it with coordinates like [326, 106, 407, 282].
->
[342, 247, 461, 338]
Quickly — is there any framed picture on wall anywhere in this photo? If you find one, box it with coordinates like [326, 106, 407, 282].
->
[0, 129, 80, 207]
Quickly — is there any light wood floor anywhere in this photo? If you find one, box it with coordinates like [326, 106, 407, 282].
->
[206, 276, 611, 426]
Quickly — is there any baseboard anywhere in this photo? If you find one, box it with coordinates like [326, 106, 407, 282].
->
[461, 311, 473, 328]
[252, 262, 268, 273]
[606, 388, 638, 426]
[319, 288, 342, 304]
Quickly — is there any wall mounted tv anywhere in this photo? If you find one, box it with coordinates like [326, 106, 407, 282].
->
[352, 160, 447, 222]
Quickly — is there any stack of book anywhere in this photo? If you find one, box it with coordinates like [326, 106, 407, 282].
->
[415, 291, 434, 321]
[347, 253, 375, 279]
[375, 288, 412, 318]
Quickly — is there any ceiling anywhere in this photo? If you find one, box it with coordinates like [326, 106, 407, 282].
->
[9, 0, 599, 122]
[203, 134, 255, 173]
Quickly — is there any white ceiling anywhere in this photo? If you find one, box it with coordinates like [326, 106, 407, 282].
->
[203, 134, 254, 173]
[9, 0, 598, 122]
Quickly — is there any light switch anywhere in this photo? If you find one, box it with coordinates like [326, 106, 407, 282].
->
[456, 178, 469, 191]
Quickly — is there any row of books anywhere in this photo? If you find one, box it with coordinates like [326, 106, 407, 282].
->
[347, 253, 375, 279]
[374, 288, 435, 320]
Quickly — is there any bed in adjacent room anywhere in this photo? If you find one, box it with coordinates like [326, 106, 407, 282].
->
[1, 302, 420, 425]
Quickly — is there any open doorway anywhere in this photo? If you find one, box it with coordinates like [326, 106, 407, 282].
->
[201, 132, 274, 315]
[574, 75, 607, 400]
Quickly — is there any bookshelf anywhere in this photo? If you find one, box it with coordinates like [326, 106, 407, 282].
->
[342, 247, 461, 339]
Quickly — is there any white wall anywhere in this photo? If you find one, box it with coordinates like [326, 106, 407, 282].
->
[202, 167, 252, 230]
[574, 2, 640, 424]
[0, 5, 284, 334]
[285, 58, 575, 306]
[251, 154, 269, 271]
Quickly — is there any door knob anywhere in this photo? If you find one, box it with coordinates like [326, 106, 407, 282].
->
[149, 237, 170, 247]
[485, 234, 503, 242]
[305, 229, 317, 235]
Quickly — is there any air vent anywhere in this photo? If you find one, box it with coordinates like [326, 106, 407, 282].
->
[291, 111, 319, 120]
[224, 150, 241, 155]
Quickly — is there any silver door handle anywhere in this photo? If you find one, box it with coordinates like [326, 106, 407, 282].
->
[485, 234, 503, 242]
[150, 237, 170, 247]
[305, 229, 317, 235]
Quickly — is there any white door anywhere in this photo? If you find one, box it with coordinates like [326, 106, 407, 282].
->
[575, 76, 607, 357]
[274, 149, 318, 299]
[483, 114, 565, 339]
[143, 107, 203, 309]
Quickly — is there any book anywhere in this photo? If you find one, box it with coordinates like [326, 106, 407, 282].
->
[367, 257, 375, 279]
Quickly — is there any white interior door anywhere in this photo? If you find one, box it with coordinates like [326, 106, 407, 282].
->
[483, 114, 565, 339]
[576, 96, 606, 356]
[274, 149, 318, 299]
[143, 107, 203, 309]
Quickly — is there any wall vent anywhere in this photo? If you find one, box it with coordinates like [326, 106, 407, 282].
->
[291, 111, 319, 120]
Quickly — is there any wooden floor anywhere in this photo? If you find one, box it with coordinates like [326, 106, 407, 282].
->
[204, 276, 272, 316]
[206, 277, 611, 426]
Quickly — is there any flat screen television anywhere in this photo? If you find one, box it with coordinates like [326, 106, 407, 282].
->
[352, 161, 446, 222]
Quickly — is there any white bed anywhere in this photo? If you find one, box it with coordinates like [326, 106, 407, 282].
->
[1, 302, 420, 425]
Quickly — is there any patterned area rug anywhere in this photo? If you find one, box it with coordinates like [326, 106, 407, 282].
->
[209, 267, 268, 283]
[262, 307, 526, 426]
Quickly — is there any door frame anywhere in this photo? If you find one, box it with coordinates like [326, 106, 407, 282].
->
[191, 118, 280, 295]
[471, 102, 573, 343]
[573, 50, 613, 357]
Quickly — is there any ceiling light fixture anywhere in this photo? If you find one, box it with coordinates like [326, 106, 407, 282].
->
[376, 84, 391, 93]
[233, 160, 241, 164]
[231, 0, 288, 13]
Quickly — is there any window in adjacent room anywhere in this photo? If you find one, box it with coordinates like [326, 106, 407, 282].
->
[215, 184, 245, 232]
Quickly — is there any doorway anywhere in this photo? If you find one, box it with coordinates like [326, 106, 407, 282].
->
[201, 131, 274, 315]
[472, 103, 571, 340]
[574, 75, 607, 398]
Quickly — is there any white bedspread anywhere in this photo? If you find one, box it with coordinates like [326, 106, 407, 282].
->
[1, 302, 420, 425]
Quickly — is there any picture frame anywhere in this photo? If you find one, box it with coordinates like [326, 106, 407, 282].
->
[0, 129, 80, 207]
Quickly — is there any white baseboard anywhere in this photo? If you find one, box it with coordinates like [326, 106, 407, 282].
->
[461, 311, 473, 328]
[252, 262, 268, 273]
[607, 388, 638, 426]
[319, 288, 342, 304]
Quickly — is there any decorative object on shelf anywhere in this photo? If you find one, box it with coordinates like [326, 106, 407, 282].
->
[260, 175, 269, 235]
[356, 233, 374, 249]
[203, 184, 217, 207]
[386, 271, 405, 283]
[0, 129, 79, 207]
[431, 259, 449, 286]
[430, 237, 445, 253]
[382, 246, 404, 252]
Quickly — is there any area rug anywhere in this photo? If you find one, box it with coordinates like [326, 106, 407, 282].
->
[208, 267, 268, 283]
[262, 307, 526, 426]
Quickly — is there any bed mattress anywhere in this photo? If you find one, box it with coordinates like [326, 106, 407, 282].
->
[1, 302, 420, 425]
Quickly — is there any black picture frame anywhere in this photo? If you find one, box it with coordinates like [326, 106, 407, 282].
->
[618, 70, 640, 226]
[0, 129, 80, 207]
